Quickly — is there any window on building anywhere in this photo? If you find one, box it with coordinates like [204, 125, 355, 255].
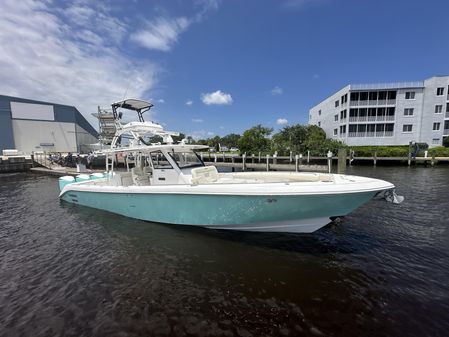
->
[436, 87, 444, 96]
[340, 109, 347, 119]
[359, 92, 368, 101]
[341, 94, 348, 104]
[350, 92, 359, 101]
[433, 122, 441, 131]
[334, 114, 338, 121]
[378, 91, 387, 100]
[446, 103, 449, 113]
[387, 91, 397, 100]
[376, 124, 385, 132]
[403, 124, 413, 132]
[318, 110, 321, 116]
[435, 105, 443, 113]
[333, 128, 338, 136]
[318, 121, 321, 127]
[335, 100, 339, 107]
[432, 138, 440, 145]
[405, 91, 415, 100]
[369, 92, 377, 101]
[340, 125, 346, 134]
[404, 108, 414, 116]
[385, 124, 394, 132]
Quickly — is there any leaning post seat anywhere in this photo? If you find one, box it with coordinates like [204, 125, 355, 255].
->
[131, 167, 151, 186]
[190, 166, 219, 185]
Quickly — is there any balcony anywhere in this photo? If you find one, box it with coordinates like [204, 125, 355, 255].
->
[348, 115, 395, 122]
[349, 99, 396, 107]
[348, 131, 394, 138]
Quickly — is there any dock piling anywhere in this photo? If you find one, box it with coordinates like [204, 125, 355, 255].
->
[338, 148, 347, 174]
[242, 153, 246, 171]
[327, 151, 333, 174]
[266, 155, 270, 171]
[295, 155, 299, 172]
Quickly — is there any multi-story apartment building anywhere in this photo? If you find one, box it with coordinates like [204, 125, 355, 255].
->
[309, 76, 449, 147]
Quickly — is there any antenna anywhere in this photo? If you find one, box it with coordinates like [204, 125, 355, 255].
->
[122, 82, 131, 101]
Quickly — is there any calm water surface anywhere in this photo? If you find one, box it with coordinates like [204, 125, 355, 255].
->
[0, 167, 448, 337]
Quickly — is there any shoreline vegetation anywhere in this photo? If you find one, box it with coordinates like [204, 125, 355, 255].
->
[150, 124, 449, 157]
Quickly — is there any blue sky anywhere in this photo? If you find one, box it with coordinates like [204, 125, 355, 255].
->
[1, 0, 448, 139]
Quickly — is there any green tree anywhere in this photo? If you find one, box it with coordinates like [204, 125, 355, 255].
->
[220, 133, 241, 149]
[238, 125, 273, 154]
[207, 136, 222, 151]
[271, 124, 308, 155]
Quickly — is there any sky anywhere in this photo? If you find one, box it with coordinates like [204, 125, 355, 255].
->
[1, 0, 449, 139]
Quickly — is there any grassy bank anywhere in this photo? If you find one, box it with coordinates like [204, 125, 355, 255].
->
[349, 145, 449, 157]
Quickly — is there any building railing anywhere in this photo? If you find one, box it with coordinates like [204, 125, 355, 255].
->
[444, 129, 449, 135]
[347, 115, 395, 122]
[349, 99, 396, 107]
[350, 82, 423, 90]
[348, 131, 395, 138]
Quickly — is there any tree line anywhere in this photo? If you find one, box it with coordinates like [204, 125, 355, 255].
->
[191, 124, 345, 156]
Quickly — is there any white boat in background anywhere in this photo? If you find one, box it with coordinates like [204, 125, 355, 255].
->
[59, 99, 403, 233]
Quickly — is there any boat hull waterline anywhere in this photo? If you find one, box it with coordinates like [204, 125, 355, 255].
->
[60, 182, 385, 233]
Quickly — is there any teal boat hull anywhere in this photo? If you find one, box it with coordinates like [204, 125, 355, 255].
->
[60, 189, 377, 233]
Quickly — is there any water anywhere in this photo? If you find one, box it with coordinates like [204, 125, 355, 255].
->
[0, 167, 448, 337]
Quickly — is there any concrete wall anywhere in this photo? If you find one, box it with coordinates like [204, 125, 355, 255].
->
[420, 76, 449, 146]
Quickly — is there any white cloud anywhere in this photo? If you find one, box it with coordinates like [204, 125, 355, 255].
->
[186, 100, 193, 106]
[131, 17, 191, 52]
[270, 86, 283, 95]
[192, 118, 204, 123]
[219, 126, 225, 130]
[157, 99, 165, 103]
[201, 90, 233, 105]
[276, 118, 288, 125]
[0, 0, 156, 127]
[189, 130, 214, 139]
